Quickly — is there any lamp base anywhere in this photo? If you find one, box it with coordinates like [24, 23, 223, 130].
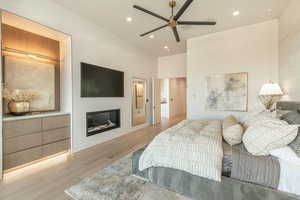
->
[259, 95, 281, 110]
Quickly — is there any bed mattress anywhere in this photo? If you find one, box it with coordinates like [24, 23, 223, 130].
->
[132, 146, 300, 200]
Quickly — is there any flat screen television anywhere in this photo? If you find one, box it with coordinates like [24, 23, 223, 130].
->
[81, 62, 124, 97]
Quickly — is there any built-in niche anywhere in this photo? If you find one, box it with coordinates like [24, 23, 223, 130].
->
[0, 11, 72, 176]
[2, 24, 60, 114]
[1, 12, 72, 116]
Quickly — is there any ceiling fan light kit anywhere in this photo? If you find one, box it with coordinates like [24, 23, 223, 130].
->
[133, 0, 216, 42]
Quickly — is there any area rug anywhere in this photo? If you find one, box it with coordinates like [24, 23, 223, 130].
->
[65, 154, 189, 200]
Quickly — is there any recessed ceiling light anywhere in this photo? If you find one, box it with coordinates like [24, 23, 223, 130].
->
[149, 35, 155, 39]
[126, 17, 133, 22]
[27, 54, 37, 59]
[267, 9, 273, 13]
[164, 46, 170, 51]
[232, 10, 240, 16]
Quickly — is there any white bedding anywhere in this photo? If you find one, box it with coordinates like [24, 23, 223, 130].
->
[278, 159, 300, 196]
[139, 120, 223, 182]
[271, 147, 300, 195]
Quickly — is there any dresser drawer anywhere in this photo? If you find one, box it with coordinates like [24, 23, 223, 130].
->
[42, 139, 69, 157]
[4, 147, 42, 170]
[4, 133, 42, 155]
[42, 115, 70, 130]
[3, 118, 42, 139]
[43, 127, 70, 144]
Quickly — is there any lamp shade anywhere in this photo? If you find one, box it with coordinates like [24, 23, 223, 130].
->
[259, 83, 283, 96]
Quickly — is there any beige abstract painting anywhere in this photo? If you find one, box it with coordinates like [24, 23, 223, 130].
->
[205, 72, 248, 111]
[4, 56, 56, 111]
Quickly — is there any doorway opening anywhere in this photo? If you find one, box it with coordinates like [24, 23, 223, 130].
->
[132, 78, 147, 126]
[153, 77, 186, 124]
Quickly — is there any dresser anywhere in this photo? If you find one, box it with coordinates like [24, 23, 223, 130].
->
[3, 113, 70, 171]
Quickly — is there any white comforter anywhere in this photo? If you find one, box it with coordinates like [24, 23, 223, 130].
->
[270, 146, 300, 196]
[278, 159, 300, 196]
[139, 120, 223, 182]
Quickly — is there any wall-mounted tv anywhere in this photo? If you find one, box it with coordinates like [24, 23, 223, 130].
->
[81, 62, 124, 97]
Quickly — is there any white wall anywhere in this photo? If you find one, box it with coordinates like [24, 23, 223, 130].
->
[279, 0, 300, 101]
[187, 20, 279, 120]
[0, 0, 157, 152]
[158, 53, 186, 78]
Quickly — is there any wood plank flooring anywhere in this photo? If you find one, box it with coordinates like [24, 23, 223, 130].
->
[0, 116, 185, 200]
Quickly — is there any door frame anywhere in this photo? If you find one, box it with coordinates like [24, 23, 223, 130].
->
[0, 11, 3, 179]
[131, 77, 147, 127]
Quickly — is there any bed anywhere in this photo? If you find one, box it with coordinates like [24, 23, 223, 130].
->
[132, 101, 300, 200]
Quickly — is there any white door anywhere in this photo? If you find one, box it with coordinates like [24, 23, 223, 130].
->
[152, 78, 161, 125]
[169, 78, 187, 119]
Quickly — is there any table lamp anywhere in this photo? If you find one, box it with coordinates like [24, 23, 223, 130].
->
[259, 82, 283, 110]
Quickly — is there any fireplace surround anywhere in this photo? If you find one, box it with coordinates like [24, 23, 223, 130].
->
[86, 109, 120, 137]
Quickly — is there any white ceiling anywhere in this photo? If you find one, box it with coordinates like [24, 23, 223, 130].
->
[52, 0, 290, 57]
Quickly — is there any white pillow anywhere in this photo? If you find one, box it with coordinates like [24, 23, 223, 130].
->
[243, 124, 298, 156]
[270, 146, 300, 163]
[222, 115, 244, 146]
[240, 109, 272, 125]
[243, 115, 288, 129]
[223, 124, 244, 146]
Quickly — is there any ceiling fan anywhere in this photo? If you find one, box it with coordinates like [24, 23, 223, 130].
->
[133, 0, 216, 42]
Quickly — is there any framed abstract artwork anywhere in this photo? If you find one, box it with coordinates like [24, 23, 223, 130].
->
[205, 72, 248, 111]
[4, 56, 59, 112]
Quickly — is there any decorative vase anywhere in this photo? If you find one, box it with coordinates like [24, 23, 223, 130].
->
[8, 101, 30, 116]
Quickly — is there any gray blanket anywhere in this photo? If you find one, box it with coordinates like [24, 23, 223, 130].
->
[133, 146, 300, 200]
[231, 144, 280, 189]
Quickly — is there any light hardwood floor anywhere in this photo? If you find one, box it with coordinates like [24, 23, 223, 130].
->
[0, 115, 185, 200]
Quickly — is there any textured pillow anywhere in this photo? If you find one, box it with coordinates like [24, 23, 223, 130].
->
[223, 124, 244, 146]
[223, 115, 239, 129]
[243, 115, 288, 129]
[243, 124, 298, 156]
[222, 115, 243, 146]
[290, 130, 300, 157]
[241, 110, 273, 126]
[279, 111, 300, 157]
[280, 111, 300, 124]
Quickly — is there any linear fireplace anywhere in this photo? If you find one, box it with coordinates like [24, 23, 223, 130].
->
[86, 109, 120, 137]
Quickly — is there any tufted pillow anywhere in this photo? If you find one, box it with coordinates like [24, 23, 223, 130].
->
[289, 129, 300, 157]
[243, 124, 298, 156]
[222, 115, 244, 146]
[280, 111, 300, 125]
[223, 115, 238, 128]
[223, 124, 244, 146]
[279, 111, 300, 157]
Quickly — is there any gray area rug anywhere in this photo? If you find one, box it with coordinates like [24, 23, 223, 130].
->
[65, 154, 189, 200]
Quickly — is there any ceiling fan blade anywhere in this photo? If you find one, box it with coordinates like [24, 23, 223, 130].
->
[140, 24, 169, 37]
[133, 5, 169, 22]
[172, 27, 180, 42]
[174, 0, 194, 20]
[178, 21, 216, 25]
